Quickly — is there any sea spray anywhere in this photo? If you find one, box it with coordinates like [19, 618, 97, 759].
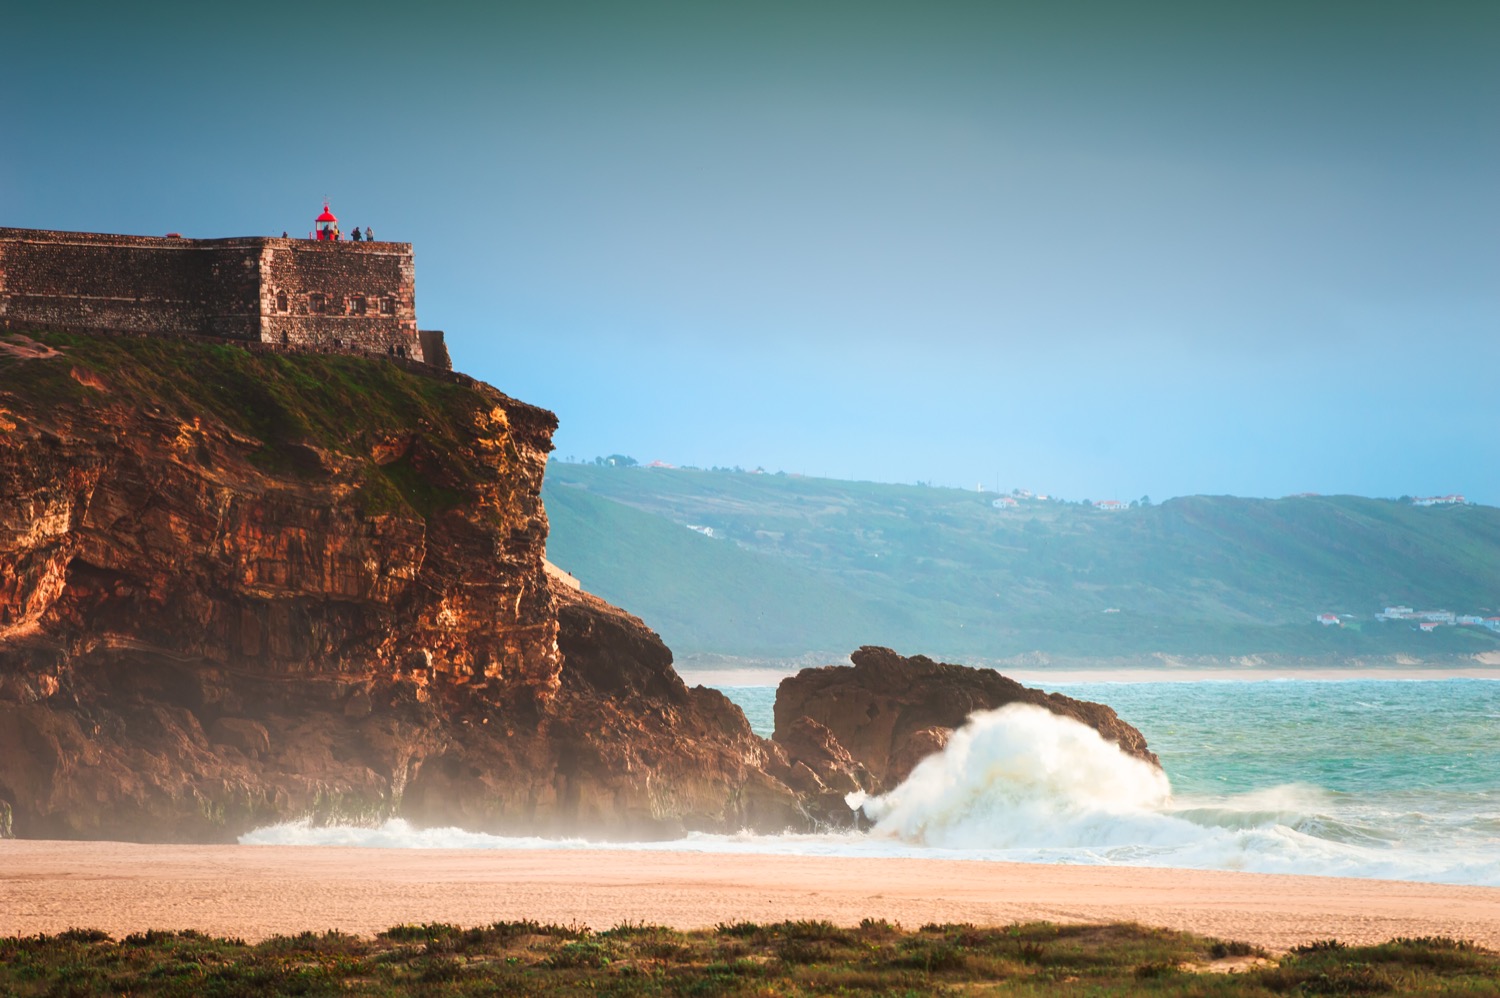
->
[851, 703, 1174, 850]
[241, 680, 1500, 886]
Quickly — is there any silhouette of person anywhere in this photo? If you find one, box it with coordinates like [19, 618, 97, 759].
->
[352, 227, 363, 242]
[365, 227, 373, 241]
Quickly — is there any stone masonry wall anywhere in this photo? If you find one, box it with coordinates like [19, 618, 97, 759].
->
[257, 239, 420, 359]
[0, 229, 424, 362]
[0, 230, 261, 339]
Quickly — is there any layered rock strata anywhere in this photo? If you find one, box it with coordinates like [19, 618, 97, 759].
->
[0, 333, 801, 840]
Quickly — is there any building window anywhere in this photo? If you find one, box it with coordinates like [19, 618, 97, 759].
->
[352, 295, 367, 315]
[380, 296, 396, 315]
[275, 291, 288, 312]
[310, 293, 326, 314]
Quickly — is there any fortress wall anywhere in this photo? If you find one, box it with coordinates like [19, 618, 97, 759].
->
[0, 230, 261, 339]
[0, 230, 427, 363]
[258, 240, 422, 361]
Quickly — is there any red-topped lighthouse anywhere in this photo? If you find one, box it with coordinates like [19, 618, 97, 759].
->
[314, 202, 340, 241]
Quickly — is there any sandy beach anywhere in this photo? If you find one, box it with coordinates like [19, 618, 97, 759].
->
[3, 840, 1498, 952]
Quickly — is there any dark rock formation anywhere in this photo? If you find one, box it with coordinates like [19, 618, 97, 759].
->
[773, 645, 1160, 798]
[399, 581, 806, 839]
[0, 333, 802, 841]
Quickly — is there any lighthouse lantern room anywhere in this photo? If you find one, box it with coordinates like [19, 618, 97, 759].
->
[314, 202, 340, 241]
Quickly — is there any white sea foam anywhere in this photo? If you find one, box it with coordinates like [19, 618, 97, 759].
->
[240, 694, 1500, 887]
[845, 704, 1500, 884]
[852, 703, 1172, 850]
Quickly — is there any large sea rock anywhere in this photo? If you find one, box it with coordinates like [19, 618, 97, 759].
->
[773, 645, 1161, 802]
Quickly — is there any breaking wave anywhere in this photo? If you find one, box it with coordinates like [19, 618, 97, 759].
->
[851, 703, 1171, 850]
[849, 704, 1500, 884]
[242, 699, 1500, 887]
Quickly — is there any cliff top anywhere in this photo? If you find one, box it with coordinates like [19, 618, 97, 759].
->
[0, 330, 553, 515]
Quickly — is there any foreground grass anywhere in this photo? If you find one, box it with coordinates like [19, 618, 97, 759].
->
[2, 920, 1496, 996]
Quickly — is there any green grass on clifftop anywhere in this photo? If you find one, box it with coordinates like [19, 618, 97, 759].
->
[0, 332, 506, 521]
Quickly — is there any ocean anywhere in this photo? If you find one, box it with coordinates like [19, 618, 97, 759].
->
[242, 678, 1500, 887]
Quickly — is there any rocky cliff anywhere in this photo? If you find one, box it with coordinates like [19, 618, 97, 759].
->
[0, 331, 1158, 843]
[0, 331, 802, 840]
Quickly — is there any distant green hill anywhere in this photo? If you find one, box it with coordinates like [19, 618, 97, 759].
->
[543, 464, 1500, 661]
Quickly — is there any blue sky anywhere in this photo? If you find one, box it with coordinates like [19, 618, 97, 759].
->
[5, 1, 1497, 503]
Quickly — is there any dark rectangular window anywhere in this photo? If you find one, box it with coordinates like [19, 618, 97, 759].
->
[309, 293, 326, 314]
[380, 296, 396, 315]
[352, 295, 367, 315]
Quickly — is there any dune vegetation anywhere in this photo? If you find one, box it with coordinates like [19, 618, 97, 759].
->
[4, 919, 1496, 996]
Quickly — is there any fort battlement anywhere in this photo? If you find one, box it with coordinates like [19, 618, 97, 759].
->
[0, 227, 448, 367]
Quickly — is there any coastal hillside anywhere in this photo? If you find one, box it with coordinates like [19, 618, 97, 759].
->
[544, 462, 1500, 661]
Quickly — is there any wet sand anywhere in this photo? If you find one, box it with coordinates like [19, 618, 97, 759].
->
[3, 840, 1498, 951]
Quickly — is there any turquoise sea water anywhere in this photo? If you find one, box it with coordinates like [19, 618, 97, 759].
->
[719, 679, 1500, 801]
[242, 679, 1500, 886]
[712, 679, 1500, 884]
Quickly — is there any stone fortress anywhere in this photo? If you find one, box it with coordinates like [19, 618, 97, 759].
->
[0, 203, 449, 368]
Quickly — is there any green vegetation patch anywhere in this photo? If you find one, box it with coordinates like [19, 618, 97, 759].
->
[1, 332, 502, 520]
[2, 920, 1493, 996]
[544, 463, 1500, 659]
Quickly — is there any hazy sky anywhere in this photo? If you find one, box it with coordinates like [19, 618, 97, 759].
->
[5, 2, 1496, 503]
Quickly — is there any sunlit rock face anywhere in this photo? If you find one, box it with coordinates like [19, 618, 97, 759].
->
[772, 645, 1161, 800]
[401, 582, 807, 840]
[0, 335, 804, 841]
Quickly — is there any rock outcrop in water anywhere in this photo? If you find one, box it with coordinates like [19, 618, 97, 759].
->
[772, 645, 1161, 798]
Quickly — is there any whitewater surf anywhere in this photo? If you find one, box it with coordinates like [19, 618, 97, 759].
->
[243, 678, 1500, 888]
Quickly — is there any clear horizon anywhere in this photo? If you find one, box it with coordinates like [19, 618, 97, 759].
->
[5, 2, 1496, 504]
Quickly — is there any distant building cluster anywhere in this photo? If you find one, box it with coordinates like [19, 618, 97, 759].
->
[987, 490, 1150, 511]
[990, 489, 1056, 509]
[1411, 494, 1467, 506]
[1371, 606, 1500, 633]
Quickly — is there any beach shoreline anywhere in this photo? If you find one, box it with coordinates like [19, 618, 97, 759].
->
[4, 840, 1498, 952]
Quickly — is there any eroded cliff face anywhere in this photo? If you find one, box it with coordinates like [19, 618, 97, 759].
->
[401, 583, 805, 839]
[0, 333, 803, 840]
